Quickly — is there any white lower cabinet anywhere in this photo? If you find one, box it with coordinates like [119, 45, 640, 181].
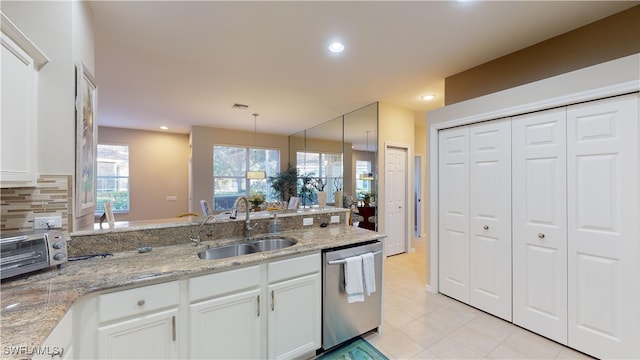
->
[189, 265, 262, 359]
[98, 308, 179, 359]
[189, 252, 321, 359]
[50, 252, 322, 360]
[97, 281, 180, 359]
[36, 309, 73, 359]
[267, 254, 321, 359]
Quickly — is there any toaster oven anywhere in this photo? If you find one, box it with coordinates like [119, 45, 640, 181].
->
[0, 230, 68, 280]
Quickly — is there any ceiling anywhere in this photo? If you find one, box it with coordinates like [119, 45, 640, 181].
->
[90, 1, 636, 136]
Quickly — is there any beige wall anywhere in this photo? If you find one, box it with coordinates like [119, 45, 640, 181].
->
[377, 102, 415, 245]
[191, 126, 289, 212]
[98, 127, 190, 221]
[445, 5, 640, 105]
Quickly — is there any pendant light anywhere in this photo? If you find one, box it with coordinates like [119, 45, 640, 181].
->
[359, 130, 375, 181]
[246, 113, 266, 179]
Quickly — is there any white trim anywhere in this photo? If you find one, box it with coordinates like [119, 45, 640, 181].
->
[1, 12, 49, 69]
[428, 54, 640, 293]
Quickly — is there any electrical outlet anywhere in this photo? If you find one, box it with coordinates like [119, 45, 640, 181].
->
[303, 217, 313, 226]
[34, 216, 62, 230]
[330, 215, 340, 224]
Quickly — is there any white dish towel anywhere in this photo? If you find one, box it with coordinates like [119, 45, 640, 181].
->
[345, 255, 364, 303]
[362, 252, 376, 296]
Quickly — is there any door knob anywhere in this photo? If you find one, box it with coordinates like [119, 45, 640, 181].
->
[538, 233, 545, 239]
[483, 225, 489, 230]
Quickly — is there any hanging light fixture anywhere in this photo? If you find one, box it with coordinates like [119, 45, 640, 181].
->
[246, 113, 266, 179]
[359, 130, 375, 181]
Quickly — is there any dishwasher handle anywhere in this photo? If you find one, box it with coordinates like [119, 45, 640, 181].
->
[327, 250, 383, 265]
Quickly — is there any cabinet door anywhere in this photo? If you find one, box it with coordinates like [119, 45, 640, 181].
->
[438, 126, 470, 303]
[567, 94, 639, 359]
[268, 272, 321, 360]
[1, 30, 38, 186]
[468, 119, 512, 321]
[189, 288, 261, 359]
[98, 308, 179, 359]
[512, 108, 567, 344]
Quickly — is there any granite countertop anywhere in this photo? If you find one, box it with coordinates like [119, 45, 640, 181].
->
[0, 225, 383, 355]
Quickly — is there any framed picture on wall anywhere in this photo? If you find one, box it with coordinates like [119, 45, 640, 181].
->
[75, 62, 98, 216]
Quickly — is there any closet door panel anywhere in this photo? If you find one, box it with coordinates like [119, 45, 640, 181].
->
[469, 119, 512, 321]
[512, 108, 567, 344]
[438, 126, 470, 303]
[567, 94, 639, 359]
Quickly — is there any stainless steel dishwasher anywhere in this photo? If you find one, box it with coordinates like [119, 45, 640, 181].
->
[322, 240, 383, 350]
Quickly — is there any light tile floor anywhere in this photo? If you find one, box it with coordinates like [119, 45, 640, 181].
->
[363, 237, 593, 360]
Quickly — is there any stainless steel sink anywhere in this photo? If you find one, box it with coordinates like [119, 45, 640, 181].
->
[197, 237, 297, 260]
[249, 238, 297, 251]
[197, 243, 258, 260]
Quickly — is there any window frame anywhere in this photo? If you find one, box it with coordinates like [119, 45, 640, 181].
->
[212, 144, 280, 210]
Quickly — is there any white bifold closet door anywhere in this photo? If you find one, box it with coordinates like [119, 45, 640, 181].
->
[512, 108, 568, 344]
[566, 93, 639, 359]
[438, 126, 470, 303]
[438, 119, 512, 320]
[468, 119, 512, 321]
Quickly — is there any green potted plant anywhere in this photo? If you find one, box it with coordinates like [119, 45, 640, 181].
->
[247, 191, 265, 211]
[268, 163, 298, 202]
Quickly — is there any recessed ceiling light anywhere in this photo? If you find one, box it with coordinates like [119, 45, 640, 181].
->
[328, 42, 345, 53]
[421, 94, 436, 101]
[160, 126, 168, 130]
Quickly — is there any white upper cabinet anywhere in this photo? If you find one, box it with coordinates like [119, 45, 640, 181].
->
[0, 12, 49, 187]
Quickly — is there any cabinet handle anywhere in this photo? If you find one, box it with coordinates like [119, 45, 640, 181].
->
[538, 233, 545, 239]
[171, 316, 176, 341]
[271, 291, 275, 311]
[137, 299, 145, 306]
[256, 295, 260, 317]
[483, 225, 489, 230]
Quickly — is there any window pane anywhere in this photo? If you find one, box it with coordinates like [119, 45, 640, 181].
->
[214, 177, 246, 210]
[355, 160, 372, 195]
[96, 144, 129, 214]
[214, 146, 246, 176]
[213, 146, 279, 209]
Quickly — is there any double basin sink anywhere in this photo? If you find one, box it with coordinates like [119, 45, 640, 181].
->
[198, 237, 297, 260]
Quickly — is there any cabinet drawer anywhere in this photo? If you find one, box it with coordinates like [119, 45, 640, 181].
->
[268, 253, 320, 283]
[99, 281, 179, 323]
[189, 265, 261, 302]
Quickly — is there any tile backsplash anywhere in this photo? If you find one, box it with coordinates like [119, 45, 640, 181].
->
[0, 175, 72, 232]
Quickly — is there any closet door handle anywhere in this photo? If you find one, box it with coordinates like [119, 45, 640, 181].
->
[483, 225, 489, 230]
[538, 233, 545, 239]
[271, 291, 275, 311]
[256, 295, 260, 317]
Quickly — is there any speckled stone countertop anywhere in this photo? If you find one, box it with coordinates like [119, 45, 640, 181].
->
[0, 225, 383, 358]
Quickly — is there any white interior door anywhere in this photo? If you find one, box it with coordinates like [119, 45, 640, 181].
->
[438, 127, 470, 303]
[385, 146, 407, 256]
[468, 119, 512, 321]
[512, 108, 568, 344]
[567, 94, 639, 359]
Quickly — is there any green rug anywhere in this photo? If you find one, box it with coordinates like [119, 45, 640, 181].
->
[317, 337, 389, 360]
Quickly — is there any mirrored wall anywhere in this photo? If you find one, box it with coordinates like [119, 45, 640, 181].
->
[289, 102, 378, 229]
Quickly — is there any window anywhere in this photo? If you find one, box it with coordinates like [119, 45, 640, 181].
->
[96, 144, 129, 214]
[355, 160, 372, 195]
[213, 145, 279, 210]
[296, 151, 343, 205]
